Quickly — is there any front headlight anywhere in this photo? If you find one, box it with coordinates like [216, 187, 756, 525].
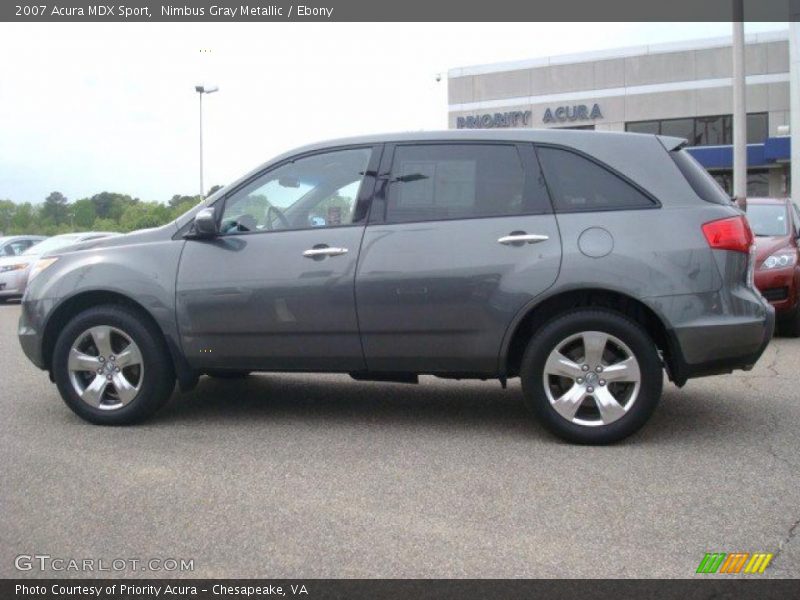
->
[27, 257, 59, 282]
[0, 263, 28, 273]
[760, 250, 798, 270]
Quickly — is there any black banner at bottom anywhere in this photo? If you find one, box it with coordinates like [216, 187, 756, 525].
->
[4, 579, 800, 600]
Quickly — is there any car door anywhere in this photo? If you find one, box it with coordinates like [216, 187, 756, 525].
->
[355, 141, 562, 374]
[176, 145, 381, 372]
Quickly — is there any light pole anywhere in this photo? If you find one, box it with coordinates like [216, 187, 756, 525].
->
[195, 84, 219, 198]
[731, 1, 747, 209]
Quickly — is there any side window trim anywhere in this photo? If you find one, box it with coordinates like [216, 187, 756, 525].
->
[374, 141, 550, 226]
[534, 143, 661, 213]
[215, 144, 382, 237]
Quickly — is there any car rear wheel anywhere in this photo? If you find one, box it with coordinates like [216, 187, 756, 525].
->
[52, 305, 175, 424]
[520, 309, 663, 444]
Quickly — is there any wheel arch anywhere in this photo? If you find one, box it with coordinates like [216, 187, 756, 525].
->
[500, 287, 679, 383]
[41, 290, 197, 390]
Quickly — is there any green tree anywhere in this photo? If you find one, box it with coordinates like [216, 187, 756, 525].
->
[207, 184, 223, 195]
[91, 192, 138, 221]
[11, 203, 36, 233]
[0, 199, 15, 234]
[72, 198, 97, 229]
[41, 191, 69, 226]
[169, 193, 202, 209]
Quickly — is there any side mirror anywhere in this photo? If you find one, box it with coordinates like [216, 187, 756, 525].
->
[191, 207, 218, 238]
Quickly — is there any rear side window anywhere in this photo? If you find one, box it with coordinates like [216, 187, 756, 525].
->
[536, 146, 657, 212]
[385, 144, 548, 223]
[670, 149, 732, 205]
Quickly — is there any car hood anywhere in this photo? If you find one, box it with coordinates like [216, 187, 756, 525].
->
[754, 235, 794, 261]
[45, 224, 176, 257]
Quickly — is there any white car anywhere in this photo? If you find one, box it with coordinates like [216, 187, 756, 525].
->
[0, 232, 117, 302]
[0, 235, 46, 258]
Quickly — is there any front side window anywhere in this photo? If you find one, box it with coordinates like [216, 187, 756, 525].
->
[385, 144, 545, 224]
[536, 146, 657, 212]
[220, 147, 372, 234]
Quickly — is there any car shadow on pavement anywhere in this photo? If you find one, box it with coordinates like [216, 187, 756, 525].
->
[151, 374, 768, 446]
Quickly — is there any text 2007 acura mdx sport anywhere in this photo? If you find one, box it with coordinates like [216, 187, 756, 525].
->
[18, 130, 774, 444]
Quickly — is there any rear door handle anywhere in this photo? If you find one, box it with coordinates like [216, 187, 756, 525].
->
[497, 233, 549, 245]
[302, 246, 349, 258]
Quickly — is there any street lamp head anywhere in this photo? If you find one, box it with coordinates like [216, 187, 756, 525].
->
[195, 84, 219, 94]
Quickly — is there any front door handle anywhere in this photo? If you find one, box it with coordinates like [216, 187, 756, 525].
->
[497, 233, 549, 245]
[302, 246, 349, 258]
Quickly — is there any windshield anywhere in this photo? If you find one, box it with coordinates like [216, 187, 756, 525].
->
[22, 235, 82, 255]
[746, 204, 789, 237]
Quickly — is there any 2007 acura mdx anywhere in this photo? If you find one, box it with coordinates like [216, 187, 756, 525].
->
[18, 130, 774, 443]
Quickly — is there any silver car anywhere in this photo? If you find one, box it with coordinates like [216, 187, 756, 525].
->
[0, 232, 116, 301]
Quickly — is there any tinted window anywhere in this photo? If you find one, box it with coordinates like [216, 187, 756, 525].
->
[746, 204, 789, 237]
[385, 144, 546, 223]
[536, 146, 656, 212]
[221, 148, 371, 233]
[671, 150, 731, 205]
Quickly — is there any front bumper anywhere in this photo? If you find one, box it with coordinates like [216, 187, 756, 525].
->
[754, 266, 799, 316]
[18, 297, 47, 369]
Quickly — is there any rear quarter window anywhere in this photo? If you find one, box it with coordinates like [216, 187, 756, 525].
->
[670, 149, 732, 205]
[535, 146, 658, 213]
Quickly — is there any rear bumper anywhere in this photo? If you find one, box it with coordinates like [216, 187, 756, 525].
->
[647, 286, 775, 386]
[668, 307, 774, 383]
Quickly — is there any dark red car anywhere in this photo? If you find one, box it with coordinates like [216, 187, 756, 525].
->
[747, 197, 800, 336]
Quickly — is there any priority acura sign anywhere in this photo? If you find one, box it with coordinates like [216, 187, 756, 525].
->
[542, 103, 603, 123]
[456, 111, 531, 129]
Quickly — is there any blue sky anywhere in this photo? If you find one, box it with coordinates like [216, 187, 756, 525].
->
[0, 22, 788, 204]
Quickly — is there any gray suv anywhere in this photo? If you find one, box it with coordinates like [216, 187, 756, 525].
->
[18, 130, 774, 443]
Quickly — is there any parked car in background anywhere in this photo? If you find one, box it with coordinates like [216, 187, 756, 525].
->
[746, 197, 800, 336]
[0, 232, 117, 302]
[18, 131, 774, 444]
[0, 235, 46, 258]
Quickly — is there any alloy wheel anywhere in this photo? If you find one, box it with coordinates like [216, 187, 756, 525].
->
[67, 325, 144, 411]
[543, 330, 641, 427]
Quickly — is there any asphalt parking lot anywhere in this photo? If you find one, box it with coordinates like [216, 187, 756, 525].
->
[0, 302, 798, 579]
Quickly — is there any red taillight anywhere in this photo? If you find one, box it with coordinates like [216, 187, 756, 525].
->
[702, 215, 754, 253]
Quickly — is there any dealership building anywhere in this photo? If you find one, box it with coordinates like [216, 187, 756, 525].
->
[448, 30, 791, 197]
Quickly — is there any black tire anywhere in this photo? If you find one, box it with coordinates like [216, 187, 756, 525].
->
[779, 306, 800, 338]
[205, 370, 251, 379]
[520, 309, 663, 444]
[52, 304, 175, 425]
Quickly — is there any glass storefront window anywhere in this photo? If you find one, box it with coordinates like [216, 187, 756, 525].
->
[625, 121, 659, 135]
[626, 113, 768, 147]
[694, 115, 731, 146]
[660, 118, 694, 141]
[747, 113, 769, 144]
[710, 169, 770, 197]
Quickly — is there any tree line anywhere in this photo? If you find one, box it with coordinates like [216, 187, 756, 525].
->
[0, 186, 222, 236]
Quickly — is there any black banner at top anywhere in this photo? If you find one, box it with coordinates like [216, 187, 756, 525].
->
[2, 0, 800, 22]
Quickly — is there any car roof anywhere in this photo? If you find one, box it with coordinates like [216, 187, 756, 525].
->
[270, 128, 684, 156]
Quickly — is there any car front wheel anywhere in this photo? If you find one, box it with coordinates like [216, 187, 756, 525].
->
[52, 305, 175, 424]
[520, 309, 663, 444]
